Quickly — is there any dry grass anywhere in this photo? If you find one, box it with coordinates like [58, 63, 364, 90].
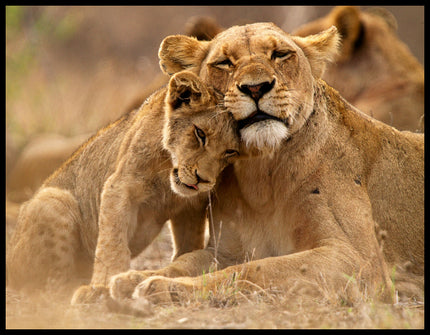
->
[5, 6, 424, 329]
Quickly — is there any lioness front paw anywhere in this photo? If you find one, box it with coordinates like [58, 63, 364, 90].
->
[132, 276, 194, 305]
[71, 284, 110, 305]
[109, 270, 154, 301]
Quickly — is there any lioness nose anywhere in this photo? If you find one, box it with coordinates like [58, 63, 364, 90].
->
[237, 79, 275, 101]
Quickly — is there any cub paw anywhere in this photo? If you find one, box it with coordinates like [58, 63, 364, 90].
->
[109, 270, 153, 301]
[71, 284, 110, 305]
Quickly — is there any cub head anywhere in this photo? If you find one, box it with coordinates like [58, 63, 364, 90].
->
[163, 71, 240, 197]
[159, 22, 340, 153]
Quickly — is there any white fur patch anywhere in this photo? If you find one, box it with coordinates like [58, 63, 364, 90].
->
[240, 120, 289, 150]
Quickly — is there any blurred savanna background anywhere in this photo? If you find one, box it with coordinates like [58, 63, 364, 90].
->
[5, 6, 424, 329]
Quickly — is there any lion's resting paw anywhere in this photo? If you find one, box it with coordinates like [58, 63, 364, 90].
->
[71, 284, 110, 305]
[109, 269, 156, 301]
[132, 276, 194, 305]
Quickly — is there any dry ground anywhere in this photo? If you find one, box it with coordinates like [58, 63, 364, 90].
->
[5, 6, 424, 329]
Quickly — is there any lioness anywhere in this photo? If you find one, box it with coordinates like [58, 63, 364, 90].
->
[6, 71, 240, 301]
[293, 6, 424, 132]
[109, 23, 423, 305]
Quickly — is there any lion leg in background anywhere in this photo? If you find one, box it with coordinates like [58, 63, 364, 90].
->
[169, 205, 207, 260]
[6, 187, 88, 295]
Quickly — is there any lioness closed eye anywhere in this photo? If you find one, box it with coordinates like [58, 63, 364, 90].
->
[6, 71, 239, 303]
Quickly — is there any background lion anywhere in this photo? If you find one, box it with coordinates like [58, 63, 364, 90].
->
[293, 6, 424, 132]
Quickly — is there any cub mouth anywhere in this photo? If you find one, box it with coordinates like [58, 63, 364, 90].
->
[237, 110, 284, 130]
[173, 169, 198, 191]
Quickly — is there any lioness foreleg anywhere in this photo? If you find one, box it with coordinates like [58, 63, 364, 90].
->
[109, 248, 215, 301]
[130, 241, 394, 305]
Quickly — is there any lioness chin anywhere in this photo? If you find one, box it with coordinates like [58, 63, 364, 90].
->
[6, 71, 239, 304]
[110, 22, 423, 305]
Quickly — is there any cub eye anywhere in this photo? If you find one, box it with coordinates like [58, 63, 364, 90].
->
[213, 58, 234, 70]
[224, 149, 239, 158]
[271, 50, 294, 60]
[194, 125, 206, 145]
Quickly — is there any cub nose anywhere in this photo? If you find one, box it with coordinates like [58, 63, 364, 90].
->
[237, 79, 275, 101]
[195, 170, 209, 184]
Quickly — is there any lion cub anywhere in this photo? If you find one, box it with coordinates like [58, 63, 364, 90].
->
[6, 71, 239, 302]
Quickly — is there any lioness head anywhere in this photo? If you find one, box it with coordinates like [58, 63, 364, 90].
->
[159, 23, 340, 153]
[163, 71, 239, 197]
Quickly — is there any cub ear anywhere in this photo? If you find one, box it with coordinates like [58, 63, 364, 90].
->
[167, 71, 211, 111]
[291, 26, 341, 78]
[159, 35, 210, 75]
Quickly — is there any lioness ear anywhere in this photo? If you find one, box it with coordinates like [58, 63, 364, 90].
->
[167, 71, 210, 111]
[291, 26, 341, 78]
[159, 35, 210, 75]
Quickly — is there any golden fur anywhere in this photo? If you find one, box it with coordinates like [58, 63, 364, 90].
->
[6, 71, 239, 302]
[109, 23, 423, 305]
[6, 133, 91, 203]
[293, 6, 424, 132]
